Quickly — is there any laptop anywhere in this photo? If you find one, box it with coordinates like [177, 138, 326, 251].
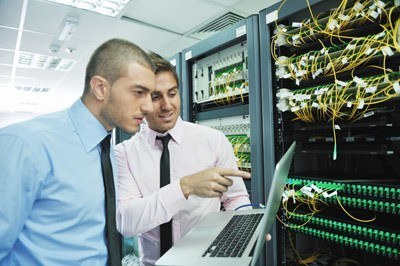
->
[156, 141, 296, 266]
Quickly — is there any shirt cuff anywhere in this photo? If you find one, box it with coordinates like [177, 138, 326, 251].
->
[158, 180, 187, 215]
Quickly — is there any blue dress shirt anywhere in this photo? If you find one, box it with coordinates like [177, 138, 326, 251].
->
[0, 99, 117, 265]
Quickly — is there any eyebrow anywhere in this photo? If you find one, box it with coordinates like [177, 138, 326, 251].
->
[152, 86, 178, 94]
[168, 86, 178, 92]
[133, 85, 151, 92]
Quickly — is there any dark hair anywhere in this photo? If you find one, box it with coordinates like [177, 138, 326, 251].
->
[147, 51, 179, 88]
[83, 38, 155, 95]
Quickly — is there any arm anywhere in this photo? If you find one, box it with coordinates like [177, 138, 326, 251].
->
[178, 129, 251, 205]
[115, 140, 252, 237]
[115, 141, 186, 237]
[0, 135, 40, 260]
[179, 167, 250, 198]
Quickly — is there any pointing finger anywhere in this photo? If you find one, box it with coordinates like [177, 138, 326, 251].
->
[216, 168, 251, 179]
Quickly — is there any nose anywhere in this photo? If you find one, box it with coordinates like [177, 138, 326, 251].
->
[161, 95, 172, 110]
[141, 94, 154, 114]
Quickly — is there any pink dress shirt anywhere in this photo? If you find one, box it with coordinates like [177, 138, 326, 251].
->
[115, 117, 250, 265]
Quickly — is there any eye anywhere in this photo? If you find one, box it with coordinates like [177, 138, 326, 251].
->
[151, 93, 161, 101]
[168, 89, 178, 97]
[134, 90, 144, 96]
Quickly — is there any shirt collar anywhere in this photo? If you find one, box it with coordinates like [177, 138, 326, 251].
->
[146, 117, 184, 147]
[68, 99, 109, 152]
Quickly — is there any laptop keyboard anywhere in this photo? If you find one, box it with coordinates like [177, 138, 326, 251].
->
[202, 213, 264, 258]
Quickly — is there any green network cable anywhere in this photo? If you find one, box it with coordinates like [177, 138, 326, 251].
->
[290, 213, 400, 245]
[288, 177, 400, 200]
[288, 223, 399, 259]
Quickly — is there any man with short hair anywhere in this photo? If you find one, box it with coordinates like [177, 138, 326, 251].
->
[0, 38, 155, 265]
[116, 52, 251, 265]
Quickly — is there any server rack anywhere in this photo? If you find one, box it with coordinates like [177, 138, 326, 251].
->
[260, 0, 400, 265]
[181, 14, 265, 265]
[181, 14, 263, 202]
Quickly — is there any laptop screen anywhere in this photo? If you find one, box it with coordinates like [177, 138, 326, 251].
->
[250, 141, 296, 266]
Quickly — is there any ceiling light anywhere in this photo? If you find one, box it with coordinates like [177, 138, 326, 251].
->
[17, 51, 75, 71]
[14, 86, 51, 93]
[18, 53, 33, 65]
[46, 0, 132, 17]
[58, 16, 79, 42]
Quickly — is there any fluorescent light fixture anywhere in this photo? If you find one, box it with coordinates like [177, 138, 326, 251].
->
[17, 51, 75, 71]
[15, 86, 51, 93]
[46, 0, 132, 17]
[58, 16, 79, 42]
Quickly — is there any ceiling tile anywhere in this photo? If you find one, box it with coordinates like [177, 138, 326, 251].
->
[13, 76, 38, 87]
[0, 0, 23, 28]
[19, 31, 91, 61]
[208, 0, 239, 6]
[99, 19, 182, 53]
[25, 0, 116, 42]
[24, 0, 75, 36]
[0, 65, 12, 76]
[123, 0, 224, 35]
[0, 27, 18, 50]
[232, 0, 279, 15]
[15, 67, 65, 88]
[0, 76, 12, 84]
[0, 50, 15, 65]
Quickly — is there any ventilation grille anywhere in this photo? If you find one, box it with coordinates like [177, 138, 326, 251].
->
[195, 12, 244, 34]
[189, 12, 245, 40]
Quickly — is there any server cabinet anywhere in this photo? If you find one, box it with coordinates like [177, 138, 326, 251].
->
[181, 14, 263, 202]
[260, 0, 400, 265]
[181, 14, 265, 265]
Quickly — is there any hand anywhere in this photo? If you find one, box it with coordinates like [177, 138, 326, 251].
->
[180, 167, 251, 198]
[266, 234, 271, 241]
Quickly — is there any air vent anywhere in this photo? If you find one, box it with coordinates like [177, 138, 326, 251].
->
[189, 12, 244, 40]
[196, 12, 244, 34]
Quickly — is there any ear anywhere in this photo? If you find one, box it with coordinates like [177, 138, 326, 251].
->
[89, 76, 109, 101]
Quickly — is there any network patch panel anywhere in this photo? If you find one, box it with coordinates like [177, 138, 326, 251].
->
[197, 115, 251, 170]
[288, 177, 400, 199]
[290, 213, 400, 246]
[191, 42, 248, 108]
[289, 225, 399, 259]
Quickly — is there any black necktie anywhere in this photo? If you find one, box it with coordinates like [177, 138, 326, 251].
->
[100, 135, 122, 266]
[156, 134, 173, 255]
